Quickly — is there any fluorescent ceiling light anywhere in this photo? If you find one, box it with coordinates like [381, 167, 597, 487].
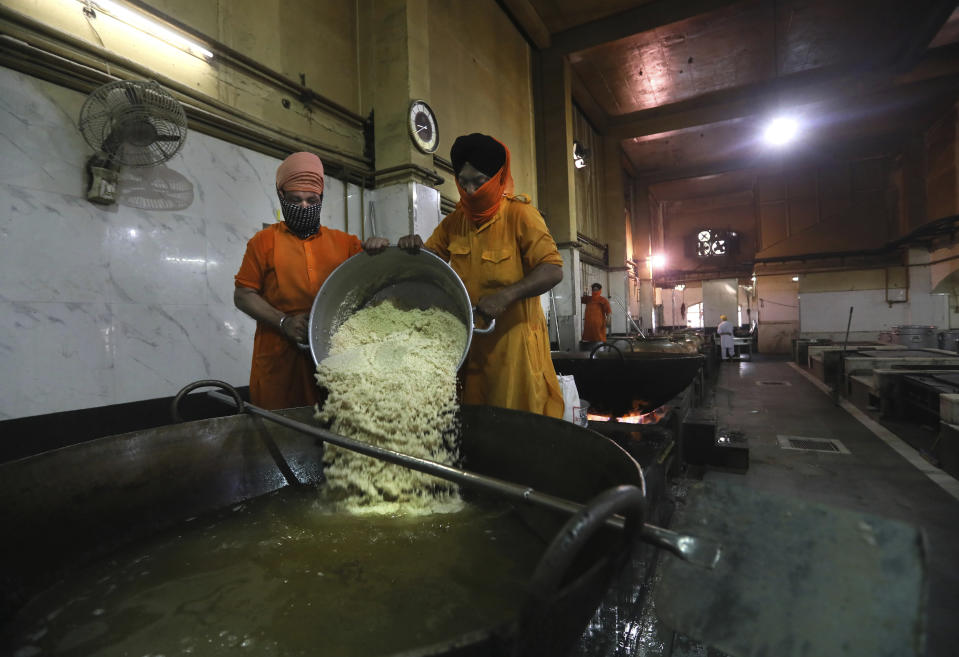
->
[792, 276, 799, 281]
[763, 116, 799, 146]
[82, 0, 213, 60]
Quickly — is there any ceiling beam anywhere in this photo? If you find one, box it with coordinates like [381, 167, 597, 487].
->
[608, 63, 865, 138]
[890, 0, 959, 71]
[637, 156, 764, 186]
[634, 130, 912, 185]
[608, 43, 959, 140]
[570, 67, 609, 133]
[548, 0, 745, 55]
[663, 190, 756, 213]
[606, 3, 959, 140]
[497, 0, 551, 50]
[895, 39, 959, 84]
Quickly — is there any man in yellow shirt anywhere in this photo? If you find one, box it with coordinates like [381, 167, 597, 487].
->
[392, 133, 564, 418]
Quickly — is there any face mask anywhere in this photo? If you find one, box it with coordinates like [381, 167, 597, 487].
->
[280, 197, 323, 238]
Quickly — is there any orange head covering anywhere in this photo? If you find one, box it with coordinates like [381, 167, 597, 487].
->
[451, 134, 514, 223]
[276, 152, 324, 195]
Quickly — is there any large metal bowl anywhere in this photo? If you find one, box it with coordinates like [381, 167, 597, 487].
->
[308, 246, 486, 370]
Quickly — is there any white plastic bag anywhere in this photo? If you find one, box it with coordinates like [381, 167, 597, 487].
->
[558, 375, 580, 424]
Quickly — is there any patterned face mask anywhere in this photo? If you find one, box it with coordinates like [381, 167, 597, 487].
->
[280, 197, 323, 238]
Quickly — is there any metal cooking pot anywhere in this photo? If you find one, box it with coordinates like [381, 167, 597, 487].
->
[308, 246, 493, 369]
[938, 329, 959, 353]
[0, 404, 644, 657]
[552, 346, 705, 416]
[890, 324, 937, 349]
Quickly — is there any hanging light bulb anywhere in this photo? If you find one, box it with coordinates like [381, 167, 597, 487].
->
[763, 116, 800, 146]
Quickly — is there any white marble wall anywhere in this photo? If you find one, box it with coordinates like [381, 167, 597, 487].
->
[0, 67, 362, 420]
[553, 247, 581, 349]
[368, 181, 442, 244]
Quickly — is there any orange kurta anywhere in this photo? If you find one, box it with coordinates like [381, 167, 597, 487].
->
[235, 223, 362, 409]
[425, 195, 564, 418]
[582, 291, 611, 342]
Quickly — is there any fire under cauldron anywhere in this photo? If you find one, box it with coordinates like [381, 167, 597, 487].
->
[0, 402, 648, 657]
[552, 344, 705, 417]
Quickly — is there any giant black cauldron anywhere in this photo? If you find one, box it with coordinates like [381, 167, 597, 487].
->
[0, 405, 645, 657]
[552, 349, 705, 416]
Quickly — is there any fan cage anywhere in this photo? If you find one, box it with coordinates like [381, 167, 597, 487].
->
[78, 80, 187, 167]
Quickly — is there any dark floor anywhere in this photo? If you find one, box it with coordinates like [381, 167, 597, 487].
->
[697, 355, 959, 657]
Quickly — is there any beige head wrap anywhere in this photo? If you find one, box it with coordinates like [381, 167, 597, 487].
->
[276, 152, 325, 195]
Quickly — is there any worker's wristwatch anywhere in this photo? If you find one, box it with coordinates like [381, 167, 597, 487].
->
[278, 315, 290, 332]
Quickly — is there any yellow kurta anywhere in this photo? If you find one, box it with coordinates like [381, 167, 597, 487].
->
[425, 195, 564, 418]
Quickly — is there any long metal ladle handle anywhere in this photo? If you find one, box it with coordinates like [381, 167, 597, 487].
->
[200, 386, 720, 569]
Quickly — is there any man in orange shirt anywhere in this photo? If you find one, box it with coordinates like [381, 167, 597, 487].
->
[234, 152, 386, 409]
[389, 134, 565, 418]
[581, 282, 611, 343]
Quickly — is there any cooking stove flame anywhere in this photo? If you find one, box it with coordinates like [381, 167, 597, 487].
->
[587, 405, 667, 425]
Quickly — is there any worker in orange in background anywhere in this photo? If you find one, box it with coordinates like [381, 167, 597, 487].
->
[378, 133, 564, 418]
[234, 152, 387, 409]
[581, 282, 611, 342]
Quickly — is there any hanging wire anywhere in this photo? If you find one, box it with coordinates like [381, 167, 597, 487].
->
[82, 0, 107, 49]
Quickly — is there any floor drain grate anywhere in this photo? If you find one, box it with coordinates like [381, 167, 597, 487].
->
[757, 380, 791, 387]
[777, 435, 850, 454]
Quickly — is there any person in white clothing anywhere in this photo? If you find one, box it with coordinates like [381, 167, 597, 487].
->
[717, 314, 735, 360]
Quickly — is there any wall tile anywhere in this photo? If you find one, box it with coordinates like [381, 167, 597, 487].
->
[106, 211, 209, 305]
[0, 69, 88, 197]
[0, 301, 115, 419]
[0, 66, 355, 420]
[0, 185, 111, 302]
[207, 303, 255, 388]
[111, 303, 216, 400]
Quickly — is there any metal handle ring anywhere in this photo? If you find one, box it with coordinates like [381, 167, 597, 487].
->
[171, 379, 244, 423]
[526, 485, 646, 602]
[589, 342, 624, 361]
[472, 307, 496, 335]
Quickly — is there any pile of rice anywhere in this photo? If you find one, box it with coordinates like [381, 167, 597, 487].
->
[313, 299, 467, 514]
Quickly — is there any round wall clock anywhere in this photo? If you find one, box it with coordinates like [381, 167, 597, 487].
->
[408, 100, 439, 153]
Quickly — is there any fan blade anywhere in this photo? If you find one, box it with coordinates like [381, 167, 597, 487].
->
[124, 85, 140, 106]
[101, 130, 123, 155]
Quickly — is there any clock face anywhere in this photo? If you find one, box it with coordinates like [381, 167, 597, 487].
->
[409, 100, 439, 153]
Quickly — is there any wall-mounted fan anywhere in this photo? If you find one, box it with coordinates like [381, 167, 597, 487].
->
[78, 79, 188, 204]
